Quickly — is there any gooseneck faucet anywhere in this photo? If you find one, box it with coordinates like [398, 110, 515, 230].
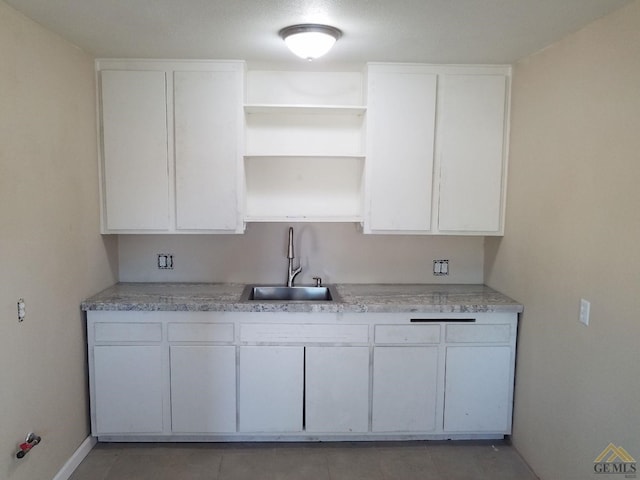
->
[286, 227, 302, 287]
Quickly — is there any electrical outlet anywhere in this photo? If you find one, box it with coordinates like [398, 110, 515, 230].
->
[433, 259, 449, 276]
[579, 298, 590, 326]
[157, 254, 174, 270]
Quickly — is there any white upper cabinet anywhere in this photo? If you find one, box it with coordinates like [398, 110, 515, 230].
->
[97, 60, 245, 234]
[100, 70, 170, 231]
[436, 74, 508, 234]
[364, 64, 511, 235]
[365, 65, 437, 232]
[174, 69, 243, 231]
[97, 60, 508, 234]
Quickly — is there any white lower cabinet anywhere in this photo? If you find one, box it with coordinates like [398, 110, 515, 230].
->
[87, 311, 518, 441]
[372, 346, 439, 432]
[238, 345, 370, 434]
[170, 345, 236, 433]
[305, 346, 370, 433]
[239, 346, 304, 433]
[444, 346, 512, 433]
[441, 321, 515, 433]
[93, 345, 164, 434]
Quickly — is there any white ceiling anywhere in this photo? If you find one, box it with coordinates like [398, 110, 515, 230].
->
[5, 0, 633, 68]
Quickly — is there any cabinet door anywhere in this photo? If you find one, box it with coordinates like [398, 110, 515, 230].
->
[170, 346, 236, 433]
[239, 346, 303, 432]
[444, 346, 512, 432]
[305, 346, 369, 433]
[366, 69, 437, 232]
[100, 70, 169, 231]
[437, 74, 507, 233]
[93, 345, 163, 434]
[174, 69, 242, 231]
[372, 346, 438, 432]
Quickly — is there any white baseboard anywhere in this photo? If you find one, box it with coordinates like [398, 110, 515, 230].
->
[52, 436, 97, 480]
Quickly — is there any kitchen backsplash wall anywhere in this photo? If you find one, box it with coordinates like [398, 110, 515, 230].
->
[118, 223, 484, 284]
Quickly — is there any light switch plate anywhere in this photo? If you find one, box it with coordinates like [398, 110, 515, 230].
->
[17, 298, 26, 322]
[579, 298, 590, 326]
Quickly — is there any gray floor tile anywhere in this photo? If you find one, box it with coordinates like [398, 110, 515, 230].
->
[429, 443, 488, 479]
[106, 451, 222, 480]
[272, 448, 330, 480]
[428, 442, 538, 480]
[477, 444, 538, 480]
[68, 449, 118, 480]
[69, 440, 538, 480]
[376, 445, 440, 480]
[217, 445, 330, 480]
[218, 447, 277, 480]
[326, 447, 386, 480]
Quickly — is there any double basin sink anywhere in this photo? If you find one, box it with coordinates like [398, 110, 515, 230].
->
[240, 285, 340, 302]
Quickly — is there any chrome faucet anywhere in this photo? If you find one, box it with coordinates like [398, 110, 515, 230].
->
[286, 227, 302, 287]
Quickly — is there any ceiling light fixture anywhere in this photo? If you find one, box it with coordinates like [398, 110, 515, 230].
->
[279, 24, 342, 61]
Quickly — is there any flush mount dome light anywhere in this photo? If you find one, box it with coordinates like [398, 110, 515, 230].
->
[279, 24, 342, 60]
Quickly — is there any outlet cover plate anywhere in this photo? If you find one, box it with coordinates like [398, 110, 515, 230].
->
[157, 254, 174, 270]
[433, 259, 449, 276]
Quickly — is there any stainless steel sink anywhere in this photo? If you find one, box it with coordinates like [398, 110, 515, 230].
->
[241, 285, 340, 302]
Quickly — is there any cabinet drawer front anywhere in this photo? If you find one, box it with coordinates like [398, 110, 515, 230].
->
[375, 325, 441, 344]
[446, 324, 511, 343]
[168, 323, 234, 343]
[240, 324, 368, 344]
[94, 322, 162, 342]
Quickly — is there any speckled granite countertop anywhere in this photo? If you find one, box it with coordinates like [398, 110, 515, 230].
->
[81, 283, 523, 314]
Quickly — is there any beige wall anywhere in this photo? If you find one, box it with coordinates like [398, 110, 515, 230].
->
[118, 224, 484, 284]
[485, 1, 640, 479]
[0, 3, 117, 480]
[2, 0, 638, 478]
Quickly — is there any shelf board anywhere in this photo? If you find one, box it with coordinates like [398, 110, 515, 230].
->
[244, 104, 367, 115]
[244, 215, 363, 223]
[244, 154, 366, 159]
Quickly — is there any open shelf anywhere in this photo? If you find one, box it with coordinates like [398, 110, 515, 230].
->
[242, 70, 366, 222]
[243, 156, 364, 222]
[245, 110, 365, 158]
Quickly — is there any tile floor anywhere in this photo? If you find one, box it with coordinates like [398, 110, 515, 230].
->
[69, 440, 539, 480]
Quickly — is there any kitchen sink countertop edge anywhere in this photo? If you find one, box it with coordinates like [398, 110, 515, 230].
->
[81, 283, 523, 314]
